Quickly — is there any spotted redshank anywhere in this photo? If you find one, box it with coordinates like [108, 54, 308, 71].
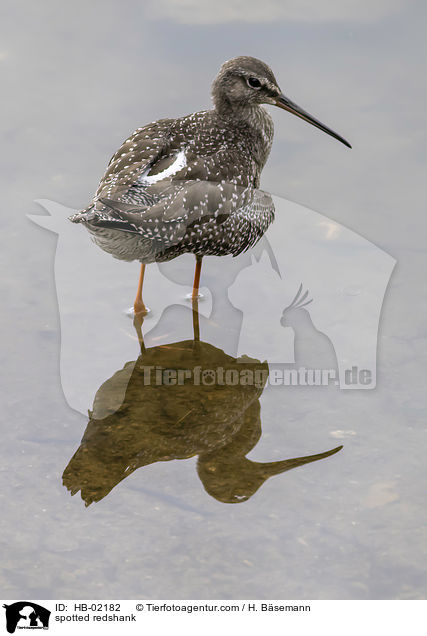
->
[70, 56, 350, 315]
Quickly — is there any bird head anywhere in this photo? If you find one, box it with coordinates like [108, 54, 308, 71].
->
[212, 56, 351, 148]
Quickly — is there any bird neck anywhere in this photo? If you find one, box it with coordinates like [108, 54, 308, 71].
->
[213, 102, 274, 166]
[214, 99, 268, 127]
[210, 97, 274, 174]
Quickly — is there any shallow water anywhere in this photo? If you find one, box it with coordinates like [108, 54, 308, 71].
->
[1, 0, 427, 600]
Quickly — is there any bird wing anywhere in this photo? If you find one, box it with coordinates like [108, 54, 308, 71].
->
[93, 118, 176, 202]
[95, 180, 230, 233]
[91, 181, 275, 259]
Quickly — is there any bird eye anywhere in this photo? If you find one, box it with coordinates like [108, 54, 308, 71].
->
[247, 77, 262, 89]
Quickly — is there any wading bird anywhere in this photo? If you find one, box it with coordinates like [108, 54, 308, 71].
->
[70, 56, 350, 315]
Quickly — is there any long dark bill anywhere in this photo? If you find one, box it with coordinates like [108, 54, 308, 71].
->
[275, 93, 351, 148]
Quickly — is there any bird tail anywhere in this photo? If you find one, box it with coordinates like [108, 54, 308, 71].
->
[68, 198, 147, 233]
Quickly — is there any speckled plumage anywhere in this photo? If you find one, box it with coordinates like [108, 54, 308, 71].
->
[70, 56, 280, 262]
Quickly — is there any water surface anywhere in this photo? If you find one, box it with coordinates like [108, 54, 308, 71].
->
[1, 0, 426, 599]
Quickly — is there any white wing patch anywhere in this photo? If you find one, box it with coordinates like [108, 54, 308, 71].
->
[140, 149, 187, 184]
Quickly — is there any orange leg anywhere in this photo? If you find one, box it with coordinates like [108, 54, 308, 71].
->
[134, 263, 148, 315]
[192, 256, 203, 300]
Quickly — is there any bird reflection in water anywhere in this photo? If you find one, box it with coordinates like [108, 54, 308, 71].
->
[63, 305, 342, 506]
